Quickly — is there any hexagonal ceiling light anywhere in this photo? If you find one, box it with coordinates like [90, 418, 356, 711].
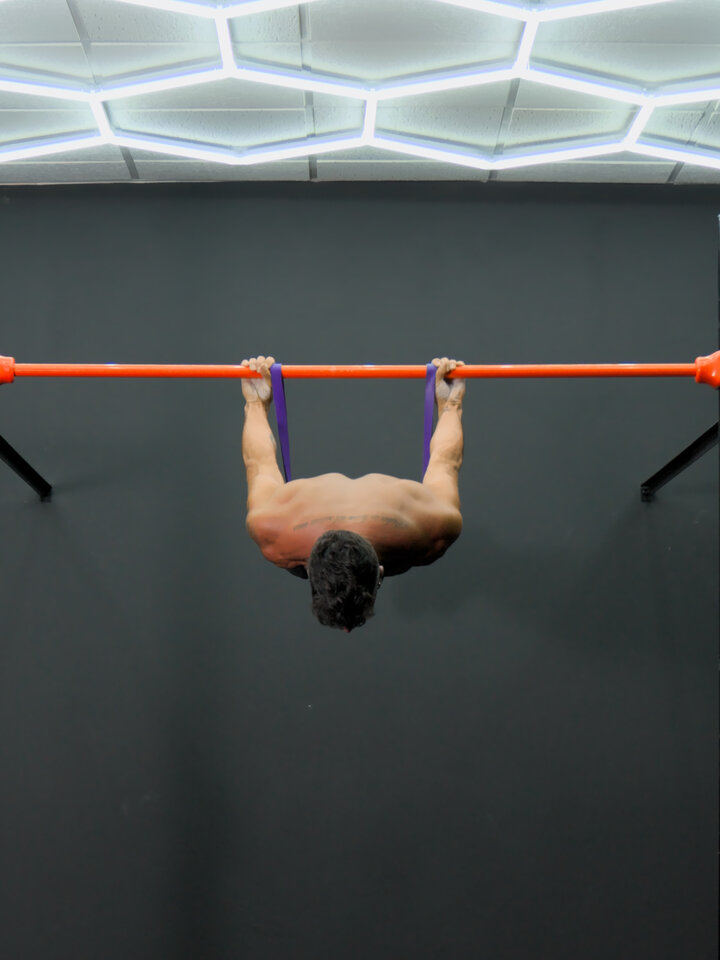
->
[0, 0, 719, 175]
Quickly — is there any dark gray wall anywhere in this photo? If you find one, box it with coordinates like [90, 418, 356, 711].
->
[0, 183, 717, 960]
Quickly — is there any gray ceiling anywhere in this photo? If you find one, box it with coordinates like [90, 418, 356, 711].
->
[1, 0, 719, 185]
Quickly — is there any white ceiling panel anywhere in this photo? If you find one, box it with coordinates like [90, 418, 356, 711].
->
[0, 0, 719, 185]
[70, 0, 217, 42]
[106, 75, 305, 108]
[496, 156, 675, 182]
[0, 159, 131, 181]
[674, 163, 720, 184]
[0, 106, 96, 142]
[316, 158, 490, 180]
[536, 0, 720, 43]
[308, 0, 519, 43]
[643, 108, 708, 142]
[531, 41, 720, 87]
[313, 102, 365, 135]
[504, 105, 632, 148]
[228, 9, 301, 44]
[307, 41, 518, 82]
[377, 104, 505, 151]
[0, 43, 92, 81]
[88, 42, 220, 80]
[232, 41, 303, 70]
[130, 156, 309, 179]
[696, 110, 720, 150]
[0, 0, 79, 42]
[108, 105, 307, 147]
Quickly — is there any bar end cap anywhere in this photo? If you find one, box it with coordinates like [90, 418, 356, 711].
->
[695, 350, 720, 389]
[0, 356, 15, 384]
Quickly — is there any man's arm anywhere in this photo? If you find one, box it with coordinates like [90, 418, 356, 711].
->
[241, 356, 285, 532]
[422, 357, 465, 535]
[243, 400, 284, 518]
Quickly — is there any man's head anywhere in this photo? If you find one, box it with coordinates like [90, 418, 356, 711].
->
[307, 530, 384, 632]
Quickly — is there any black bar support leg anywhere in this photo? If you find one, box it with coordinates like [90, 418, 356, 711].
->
[0, 432, 52, 501]
[641, 423, 718, 502]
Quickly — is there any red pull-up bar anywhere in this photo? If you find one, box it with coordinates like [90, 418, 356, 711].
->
[1, 353, 719, 386]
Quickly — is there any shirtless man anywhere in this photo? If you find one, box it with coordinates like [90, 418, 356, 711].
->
[242, 355, 465, 633]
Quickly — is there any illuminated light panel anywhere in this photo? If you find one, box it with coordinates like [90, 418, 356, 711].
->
[215, 17, 235, 71]
[0, 77, 90, 102]
[89, 99, 113, 139]
[623, 104, 654, 145]
[371, 132, 627, 170]
[515, 17, 539, 72]
[0, 0, 717, 180]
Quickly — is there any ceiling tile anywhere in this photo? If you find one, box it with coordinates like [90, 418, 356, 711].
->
[108, 105, 306, 149]
[87, 42, 220, 81]
[228, 8, 300, 43]
[107, 75, 305, 109]
[377, 104, 505, 153]
[130, 156, 309, 180]
[309, 0, 519, 42]
[0, 105, 96, 143]
[504, 106, 632, 149]
[693, 110, 720, 150]
[232, 41, 303, 71]
[531, 40, 720, 87]
[0, 43, 93, 82]
[71, 0, 217, 43]
[307, 40, 517, 83]
[0, 0, 79, 42]
[312, 102, 365, 136]
[536, 0, 720, 43]
[673, 163, 720, 183]
[0, 159, 131, 182]
[643, 107, 707, 142]
[316, 159, 490, 181]
[496, 157, 675, 183]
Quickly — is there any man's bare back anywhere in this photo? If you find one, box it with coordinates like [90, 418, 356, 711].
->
[241, 355, 465, 580]
[250, 471, 461, 576]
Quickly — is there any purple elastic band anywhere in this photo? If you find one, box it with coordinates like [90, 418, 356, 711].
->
[272, 362, 437, 483]
[270, 363, 292, 481]
[423, 363, 437, 477]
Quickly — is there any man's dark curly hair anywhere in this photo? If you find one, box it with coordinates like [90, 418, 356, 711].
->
[308, 530, 381, 632]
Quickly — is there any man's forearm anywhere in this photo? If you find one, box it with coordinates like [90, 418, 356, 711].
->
[430, 401, 463, 470]
[242, 401, 279, 468]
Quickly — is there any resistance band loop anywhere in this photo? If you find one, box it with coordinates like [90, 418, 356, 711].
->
[424, 364, 437, 478]
[270, 363, 292, 482]
[270, 362, 439, 483]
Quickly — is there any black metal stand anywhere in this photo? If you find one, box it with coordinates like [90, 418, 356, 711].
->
[641, 422, 718, 502]
[0, 432, 52, 501]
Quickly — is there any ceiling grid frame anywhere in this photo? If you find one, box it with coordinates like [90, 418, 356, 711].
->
[0, 0, 717, 183]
